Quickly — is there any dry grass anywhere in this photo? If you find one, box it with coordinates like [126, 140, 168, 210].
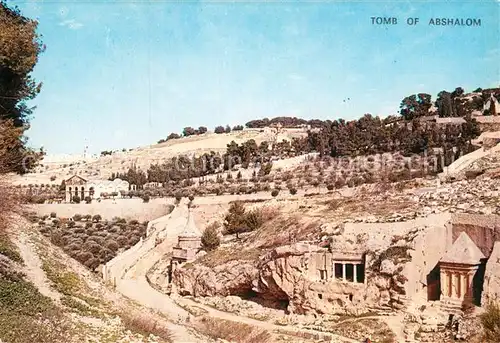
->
[197, 316, 272, 343]
[121, 311, 173, 342]
[481, 301, 500, 342]
[197, 247, 262, 268]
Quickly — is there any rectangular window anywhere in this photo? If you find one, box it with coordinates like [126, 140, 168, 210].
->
[356, 264, 365, 283]
[334, 263, 343, 279]
[346, 264, 354, 282]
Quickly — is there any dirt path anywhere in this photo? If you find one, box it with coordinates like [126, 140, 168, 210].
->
[116, 202, 204, 343]
[14, 230, 61, 302]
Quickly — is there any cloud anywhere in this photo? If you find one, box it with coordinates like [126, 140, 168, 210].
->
[59, 19, 84, 30]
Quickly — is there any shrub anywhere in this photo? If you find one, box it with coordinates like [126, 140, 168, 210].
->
[50, 175, 56, 181]
[84, 196, 92, 204]
[271, 189, 279, 197]
[481, 301, 500, 341]
[85, 222, 92, 229]
[141, 194, 150, 203]
[259, 162, 273, 176]
[174, 193, 182, 203]
[73, 214, 82, 221]
[92, 214, 102, 222]
[289, 188, 297, 195]
[50, 212, 57, 218]
[72, 195, 81, 204]
[106, 240, 120, 252]
[67, 221, 76, 228]
[201, 222, 220, 251]
[188, 194, 194, 202]
[83, 214, 92, 221]
[244, 210, 263, 231]
[326, 184, 334, 191]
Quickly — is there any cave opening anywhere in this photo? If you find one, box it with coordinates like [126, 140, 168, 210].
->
[239, 289, 290, 312]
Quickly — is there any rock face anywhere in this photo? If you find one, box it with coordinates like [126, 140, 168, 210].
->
[482, 241, 500, 304]
[173, 260, 259, 297]
[173, 240, 420, 315]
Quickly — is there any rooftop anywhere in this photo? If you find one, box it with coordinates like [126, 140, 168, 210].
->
[440, 232, 485, 265]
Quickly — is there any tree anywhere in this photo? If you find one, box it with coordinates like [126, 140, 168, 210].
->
[0, 2, 45, 174]
[223, 202, 247, 238]
[183, 127, 196, 137]
[201, 222, 220, 251]
[232, 125, 244, 131]
[167, 132, 180, 140]
[225, 125, 231, 133]
[72, 195, 81, 204]
[198, 126, 207, 134]
[399, 93, 432, 120]
[214, 126, 225, 134]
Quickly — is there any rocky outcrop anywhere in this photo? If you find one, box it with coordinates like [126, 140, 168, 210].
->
[482, 241, 500, 304]
[173, 260, 259, 297]
[173, 241, 421, 315]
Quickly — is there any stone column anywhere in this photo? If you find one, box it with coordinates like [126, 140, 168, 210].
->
[460, 273, 467, 300]
[353, 264, 358, 283]
[342, 263, 346, 281]
[440, 270, 447, 298]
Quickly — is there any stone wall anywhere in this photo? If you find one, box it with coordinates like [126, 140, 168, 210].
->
[451, 213, 500, 258]
[482, 242, 500, 304]
[402, 214, 453, 303]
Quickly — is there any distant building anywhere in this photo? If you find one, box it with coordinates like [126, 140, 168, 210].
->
[64, 175, 129, 202]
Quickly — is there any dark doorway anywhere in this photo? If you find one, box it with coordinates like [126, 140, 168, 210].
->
[346, 264, 354, 282]
[426, 264, 441, 301]
[472, 262, 486, 306]
[334, 263, 343, 279]
[356, 264, 365, 283]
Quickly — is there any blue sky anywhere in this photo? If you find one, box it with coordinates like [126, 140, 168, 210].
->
[12, 0, 500, 154]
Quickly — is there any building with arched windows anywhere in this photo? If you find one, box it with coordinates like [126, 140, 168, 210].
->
[64, 175, 129, 202]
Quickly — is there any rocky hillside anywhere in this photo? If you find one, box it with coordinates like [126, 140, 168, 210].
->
[0, 216, 191, 343]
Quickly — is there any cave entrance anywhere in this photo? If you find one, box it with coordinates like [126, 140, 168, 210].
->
[240, 290, 290, 312]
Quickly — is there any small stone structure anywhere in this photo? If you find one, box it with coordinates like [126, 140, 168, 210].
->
[64, 175, 129, 202]
[170, 210, 201, 280]
[439, 232, 485, 308]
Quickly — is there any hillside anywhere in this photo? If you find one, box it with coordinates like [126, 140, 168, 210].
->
[0, 215, 201, 343]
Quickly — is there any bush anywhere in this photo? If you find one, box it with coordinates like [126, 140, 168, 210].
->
[481, 301, 500, 341]
[84, 196, 92, 204]
[188, 194, 195, 202]
[289, 188, 297, 195]
[72, 195, 81, 204]
[244, 210, 263, 231]
[92, 214, 102, 222]
[141, 194, 150, 203]
[271, 189, 279, 197]
[326, 184, 334, 191]
[73, 214, 82, 221]
[174, 193, 182, 203]
[67, 221, 76, 228]
[50, 212, 57, 218]
[201, 223, 220, 251]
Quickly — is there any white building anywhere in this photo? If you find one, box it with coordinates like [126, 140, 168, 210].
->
[65, 175, 130, 202]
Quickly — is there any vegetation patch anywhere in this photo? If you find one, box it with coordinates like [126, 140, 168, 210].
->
[197, 316, 272, 343]
[37, 214, 148, 270]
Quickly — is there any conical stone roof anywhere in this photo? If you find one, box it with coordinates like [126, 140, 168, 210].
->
[179, 210, 201, 238]
[440, 232, 485, 265]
